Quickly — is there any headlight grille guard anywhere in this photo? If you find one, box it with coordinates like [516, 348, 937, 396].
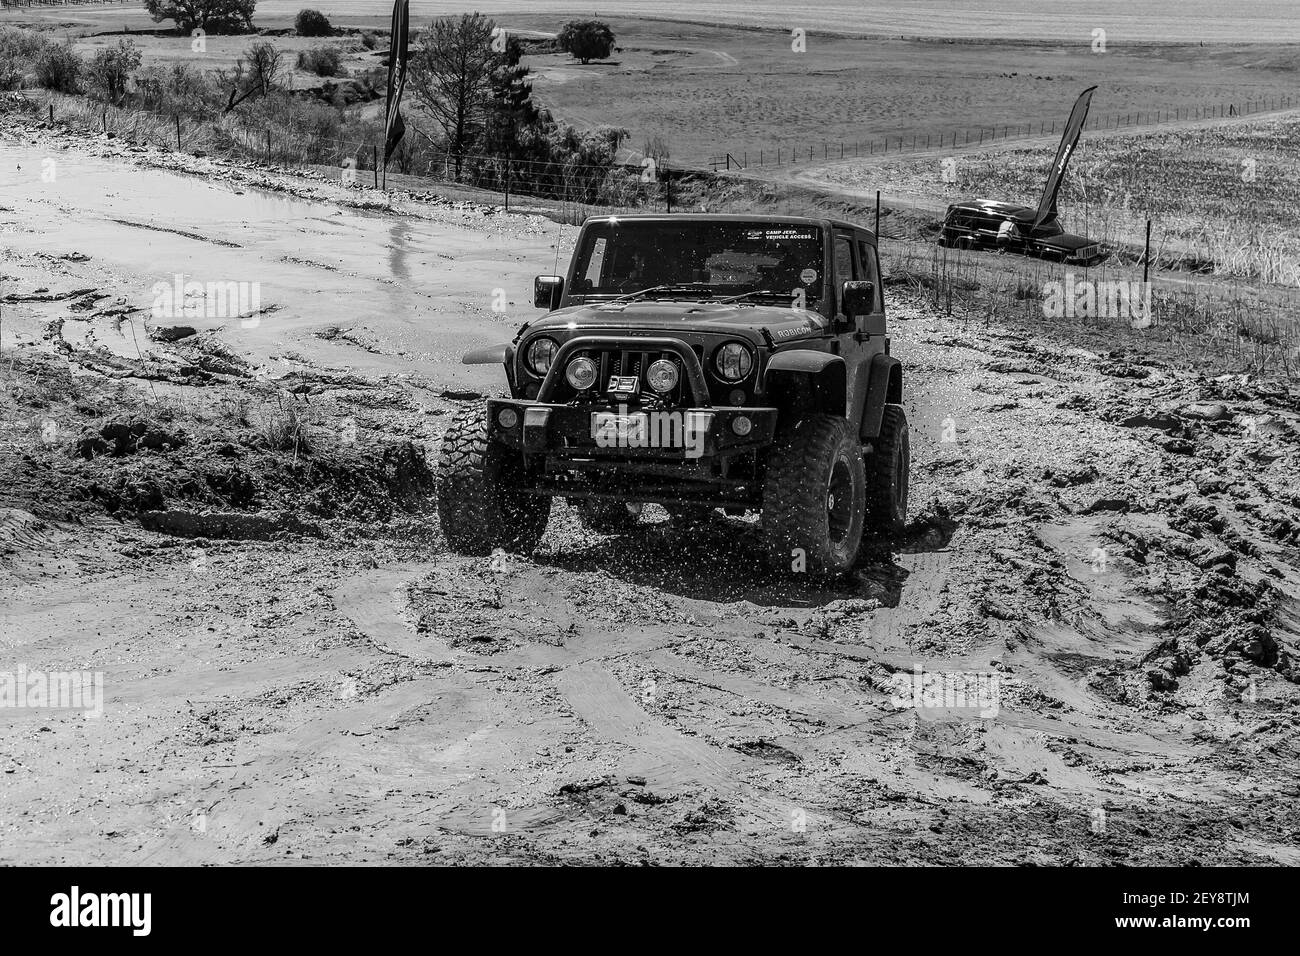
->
[535, 336, 714, 406]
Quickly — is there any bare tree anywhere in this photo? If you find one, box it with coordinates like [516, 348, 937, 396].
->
[244, 41, 281, 96]
[408, 12, 497, 180]
[221, 39, 281, 111]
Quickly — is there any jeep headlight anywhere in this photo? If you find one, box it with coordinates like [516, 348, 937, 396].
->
[646, 359, 679, 393]
[525, 337, 559, 375]
[714, 342, 753, 381]
[565, 356, 598, 390]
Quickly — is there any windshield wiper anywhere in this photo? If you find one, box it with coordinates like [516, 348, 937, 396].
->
[609, 283, 714, 302]
[718, 289, 807, 304]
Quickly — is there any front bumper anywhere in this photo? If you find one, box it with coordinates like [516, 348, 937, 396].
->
[486, 399, 778, 461]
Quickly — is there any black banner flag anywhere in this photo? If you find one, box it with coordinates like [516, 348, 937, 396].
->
[1033, 85, 1097, 230]
[384, 0, 410, 165]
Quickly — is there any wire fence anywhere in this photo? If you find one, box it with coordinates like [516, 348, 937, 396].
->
[882, 238, 1300, 380]
[0, 1, 132, 8]
[36, 93, 679, 223]
[706, 95, 1298, 171]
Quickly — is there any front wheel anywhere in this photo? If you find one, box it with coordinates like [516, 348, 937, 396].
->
[437, 408, 550, 555]
[762, 415, 867, 576]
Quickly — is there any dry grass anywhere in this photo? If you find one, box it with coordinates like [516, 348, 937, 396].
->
[824, 115, 1300, 286]
[881, 240, 1300, 380]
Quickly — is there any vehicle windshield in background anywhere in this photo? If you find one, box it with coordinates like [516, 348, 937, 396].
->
[569, 221, 825, 305]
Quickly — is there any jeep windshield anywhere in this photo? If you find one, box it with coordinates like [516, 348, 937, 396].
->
[568, 220, 826, 306]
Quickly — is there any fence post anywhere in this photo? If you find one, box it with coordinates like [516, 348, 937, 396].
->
[1143, 219, 1152, 284]
[175, 113, 181, 150]
[373, 145, 378, 188]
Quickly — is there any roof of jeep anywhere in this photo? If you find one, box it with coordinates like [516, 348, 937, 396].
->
[946, 200, 1037, 220]
[581, 213, 874, 237]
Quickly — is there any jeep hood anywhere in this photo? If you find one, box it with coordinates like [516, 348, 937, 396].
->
[527, 301, 828, 344]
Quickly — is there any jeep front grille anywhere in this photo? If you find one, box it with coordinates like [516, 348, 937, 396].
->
[554, 346, 706, 406]
[535, 335, 715, 406]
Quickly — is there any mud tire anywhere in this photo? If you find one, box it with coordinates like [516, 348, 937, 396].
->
[865, 404, 909, 537]
[437, 408, 550, 555]
[762, 415, 867, 576]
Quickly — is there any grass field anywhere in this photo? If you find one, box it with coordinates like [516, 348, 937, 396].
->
[32, 1, 1295, 45]
[5, 7, 1298, 168]
[810, 114, 1300, 286]
[521, 20, 1300, 165]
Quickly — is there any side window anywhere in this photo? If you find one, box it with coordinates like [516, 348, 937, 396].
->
[858, 240, 882, 312]
[834, 235, 856, 283]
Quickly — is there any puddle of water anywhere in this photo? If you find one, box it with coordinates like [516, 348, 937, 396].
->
[0, 142, 549, 388]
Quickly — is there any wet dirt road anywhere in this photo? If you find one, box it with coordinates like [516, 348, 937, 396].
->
[2, 124, 1298, 864]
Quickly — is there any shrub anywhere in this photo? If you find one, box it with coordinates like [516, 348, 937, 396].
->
[237, 40, 282, 97]
[295, 9, 331, 37]
[360, 31, 377, 51]
[557, 20, 615, 64]
[34, 40, 82, 94]
[136, 62, 222, 116]
[296, 45, 343, 77]
[85, 39, 142, 104]
[0, 26, 48, 90]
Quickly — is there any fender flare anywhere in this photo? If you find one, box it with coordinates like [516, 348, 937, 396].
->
[462, 343, 511, 366]
[462, 343, 516, 390]
[764, 350, 846, 416]
[860, 353, 903, 440]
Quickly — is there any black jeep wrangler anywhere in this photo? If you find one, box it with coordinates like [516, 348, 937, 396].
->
[437, 214, 909, 576]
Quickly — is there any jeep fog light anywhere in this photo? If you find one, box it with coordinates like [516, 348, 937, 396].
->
[497, 408, 519, 429]
[715, 342, 753, 381]
[647, 359, 679, 393]
[566, 356, 597, 390]
[731, 415, 753, 437]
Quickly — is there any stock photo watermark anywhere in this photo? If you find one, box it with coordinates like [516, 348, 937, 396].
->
[151, 274, 263, 328]
[0, 666, 103, 719]
[887, 666, 1000, 720]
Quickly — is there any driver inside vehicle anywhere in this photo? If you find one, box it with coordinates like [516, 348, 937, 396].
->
[616, 248, 671, 291]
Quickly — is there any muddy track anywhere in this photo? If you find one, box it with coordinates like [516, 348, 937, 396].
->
[2, 124, 1298, 865]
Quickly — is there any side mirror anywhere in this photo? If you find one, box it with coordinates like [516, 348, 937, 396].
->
[534, 275, 564, 310]
[840, 280, 875, 320]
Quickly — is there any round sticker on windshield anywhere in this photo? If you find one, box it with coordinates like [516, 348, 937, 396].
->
[799, 268, 817, 285]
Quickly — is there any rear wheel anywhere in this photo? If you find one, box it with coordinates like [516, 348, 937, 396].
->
[574, 499, 641, 535]
[437, 408, 550, 555]
[865, 404, 909, 536]
[762, 415, 867, 576]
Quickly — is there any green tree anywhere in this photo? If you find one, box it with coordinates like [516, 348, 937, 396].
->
[144, 0, 256, 34]
[409, 12, 498, 180]
[34, 40, 82, 94]
[294, 9, 331, 37]
[86, 39, 142, 104]
[557, 20, 614, 64]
